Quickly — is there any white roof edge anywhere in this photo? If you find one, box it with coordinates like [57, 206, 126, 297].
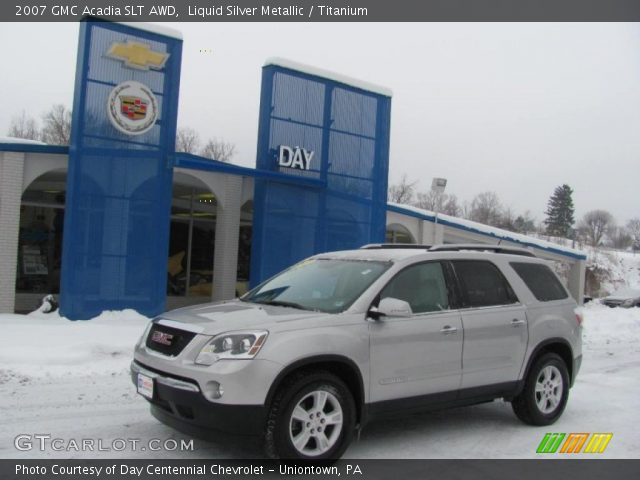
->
[264, 57, 393, 97]
[119, 22, 183, 40]
[0, 136, 46, 145]
[388, 202, 587, 259]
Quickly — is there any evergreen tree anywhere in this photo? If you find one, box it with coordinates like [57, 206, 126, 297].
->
[544, 184, 575, 238]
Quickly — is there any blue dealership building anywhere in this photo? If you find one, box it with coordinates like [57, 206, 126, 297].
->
[0, 21, 587, 319]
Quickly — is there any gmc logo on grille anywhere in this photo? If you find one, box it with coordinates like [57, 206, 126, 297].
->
[151, 330, 174, 346]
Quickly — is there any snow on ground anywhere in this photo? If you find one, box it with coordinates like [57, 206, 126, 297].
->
[0, 304, 639, 459]
[0, 309, 149, 380]
[588, 249, 640, 294]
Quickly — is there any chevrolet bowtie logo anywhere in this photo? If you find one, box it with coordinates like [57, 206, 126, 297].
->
[107, 41, 169, 71]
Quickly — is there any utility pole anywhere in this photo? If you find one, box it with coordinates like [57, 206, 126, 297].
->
[431, 177, 447, 244]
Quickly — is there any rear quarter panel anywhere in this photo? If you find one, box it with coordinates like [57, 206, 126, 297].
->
[497, 257, 582, 381]
[519, 300, 582, 380]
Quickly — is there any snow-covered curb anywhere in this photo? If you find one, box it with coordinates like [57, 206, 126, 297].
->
[0, 309, 150, 380]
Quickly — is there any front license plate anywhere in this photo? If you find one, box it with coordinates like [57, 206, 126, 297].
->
[137, 373, 154, 399]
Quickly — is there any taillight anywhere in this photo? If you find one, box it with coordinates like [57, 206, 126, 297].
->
[575, 312, 583, 326]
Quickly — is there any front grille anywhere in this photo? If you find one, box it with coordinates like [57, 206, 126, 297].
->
[145, 323, 197, 357]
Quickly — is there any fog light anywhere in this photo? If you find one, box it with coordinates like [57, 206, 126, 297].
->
[203, 381, 223, 401]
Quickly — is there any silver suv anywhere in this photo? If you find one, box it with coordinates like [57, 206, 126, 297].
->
[131, 244, 583, 459]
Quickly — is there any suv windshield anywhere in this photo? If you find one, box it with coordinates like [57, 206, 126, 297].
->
[242, 258, 390, 313]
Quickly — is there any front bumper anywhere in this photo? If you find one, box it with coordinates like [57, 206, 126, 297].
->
[131, 361, 266, 436]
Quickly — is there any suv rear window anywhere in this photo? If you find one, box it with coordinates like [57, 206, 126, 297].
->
[451, 260, 518, 308]
[510, 262, 568, 301]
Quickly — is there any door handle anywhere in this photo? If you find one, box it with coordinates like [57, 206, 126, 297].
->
[440, 325, 458, 335]
[511, 319, 526, 327]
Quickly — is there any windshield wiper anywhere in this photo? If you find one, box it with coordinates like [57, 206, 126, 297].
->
[255, 300, 311, 311]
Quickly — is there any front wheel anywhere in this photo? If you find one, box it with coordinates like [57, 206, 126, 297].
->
[512, 352, 570, 425]
[265, 370, 356, 459]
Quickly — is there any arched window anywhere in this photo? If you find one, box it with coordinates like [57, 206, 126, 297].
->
[167, 173, 217, 298]
[385, 223, 416, 244]
[17, 169, 67, 296]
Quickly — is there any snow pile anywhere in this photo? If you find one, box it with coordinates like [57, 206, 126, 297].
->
[612, 250, 640, 289]
[0, 310, 150, 381]
[581, 301, 640, 354]
[586, 249, 640, 296]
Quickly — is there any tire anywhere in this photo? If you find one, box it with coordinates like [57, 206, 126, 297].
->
[265, 370, 356, 459]
[512, 352, 570, 426]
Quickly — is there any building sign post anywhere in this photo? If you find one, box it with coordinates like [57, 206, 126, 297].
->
[60, 19, 182, 319]
[250, 59, 392, 286]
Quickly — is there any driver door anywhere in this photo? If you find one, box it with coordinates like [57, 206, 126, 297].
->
[369, 261, 463, 404]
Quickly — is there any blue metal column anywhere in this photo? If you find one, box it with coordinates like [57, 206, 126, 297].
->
[250, 62, 392, 287]
[60, 19, 182, 319]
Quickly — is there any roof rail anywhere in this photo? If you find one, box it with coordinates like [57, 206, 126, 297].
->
[428, 244, 537, 257]
[360, 243, 433, 250]
[360, 243, 537, 257]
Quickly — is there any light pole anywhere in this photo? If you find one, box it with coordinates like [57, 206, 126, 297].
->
[431, 177, 447, 244]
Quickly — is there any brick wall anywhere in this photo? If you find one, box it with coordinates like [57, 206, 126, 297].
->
[0, 151, 25, 313]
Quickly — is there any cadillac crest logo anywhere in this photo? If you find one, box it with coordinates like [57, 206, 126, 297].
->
[107, 81, 158, 135]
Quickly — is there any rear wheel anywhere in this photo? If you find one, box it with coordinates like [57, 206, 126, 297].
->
[512, 353, 569, 425]
[265, 370, 356, 459]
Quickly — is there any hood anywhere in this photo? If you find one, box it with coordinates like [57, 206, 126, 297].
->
[158, 299, 329, 335]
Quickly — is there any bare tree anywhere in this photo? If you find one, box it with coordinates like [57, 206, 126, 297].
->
[200, 138, 236, 162]
[627, 218, 640, 252]
[441, 194, 462, 217]
[579, 210, 615, 247]
[513, 211, 537, 234]
[415, 190, 443, 211]
[8, 111, 39, 140]
[176, 127, 201, 153]
[497, 207, 517, 231]
[487, 205, 537, 234]
[461, 200, 473, 220]
[415, 191, 461, 217]
[609, 226, 633, 250]
[468, 191, 503, 227]
[388, 174, 417, 205]
[41, 104, 72, 145]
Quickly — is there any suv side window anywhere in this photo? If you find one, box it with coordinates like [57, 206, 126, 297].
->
[380, 262, 450, 313]
[510, 262, 568, 301]
[451, 260, 518, 308]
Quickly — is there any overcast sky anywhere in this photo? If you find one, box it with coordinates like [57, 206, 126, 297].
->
[1, 22, 638, 223]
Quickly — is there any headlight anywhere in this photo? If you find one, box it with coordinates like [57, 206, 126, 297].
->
[621, 298, 634, 308]
[195, 331, 268, 365]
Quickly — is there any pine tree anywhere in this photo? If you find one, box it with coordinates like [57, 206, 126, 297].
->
[544, 184, 575, 238]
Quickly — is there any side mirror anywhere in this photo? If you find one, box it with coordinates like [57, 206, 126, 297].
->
[368, 297, 413, 320]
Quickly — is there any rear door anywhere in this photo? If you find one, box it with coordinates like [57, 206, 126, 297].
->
[369, 261, 463, 403]
[451, 260, 528, 389]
